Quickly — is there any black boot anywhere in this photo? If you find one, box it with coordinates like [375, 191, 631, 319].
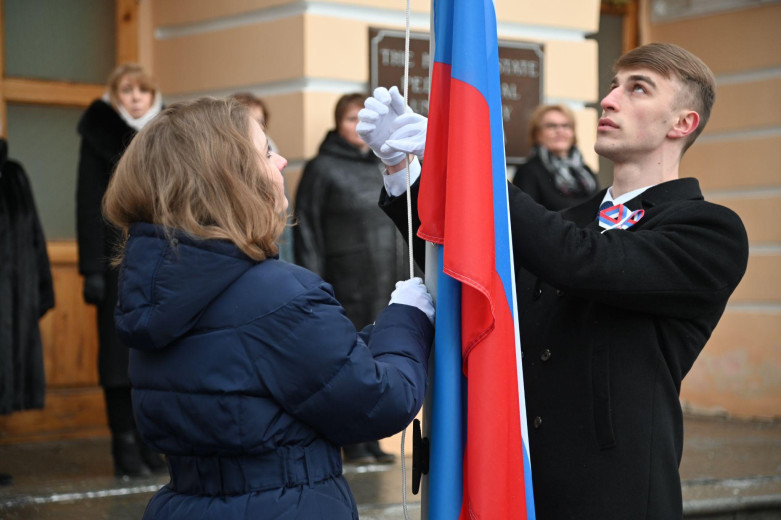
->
[366, 440, 396, 464]
[135, 431, 167, 474]
[342, 443, 375, 465]
[112, 431, 152, 478]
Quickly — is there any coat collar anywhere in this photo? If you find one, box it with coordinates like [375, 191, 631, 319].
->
[562, 177, 703, 228]
[318, 130, 379, 164]
[77, 99, 135, 162]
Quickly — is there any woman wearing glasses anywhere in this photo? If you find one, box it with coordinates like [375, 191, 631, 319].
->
[512, 104, 599, 210]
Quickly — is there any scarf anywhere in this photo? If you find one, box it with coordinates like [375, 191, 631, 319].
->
[102, 91, 163, 131]
[535, 144, 597, 196]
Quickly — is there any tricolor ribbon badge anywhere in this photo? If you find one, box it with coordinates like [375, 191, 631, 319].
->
[599, 204, 645, 233]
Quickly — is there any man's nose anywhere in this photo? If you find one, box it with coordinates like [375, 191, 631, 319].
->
[600, 88, 621, 112]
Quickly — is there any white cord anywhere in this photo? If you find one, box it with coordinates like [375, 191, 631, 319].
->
[403, 2, 414, 282]
[401, 2, 413, 519]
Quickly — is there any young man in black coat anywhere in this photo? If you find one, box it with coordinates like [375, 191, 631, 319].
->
[358, 43, 749, 519]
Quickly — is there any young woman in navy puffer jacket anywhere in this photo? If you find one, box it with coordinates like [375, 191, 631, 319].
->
[102, 97, 434, 519]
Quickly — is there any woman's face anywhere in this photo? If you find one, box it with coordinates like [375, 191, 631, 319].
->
[337, 103, 369, 151]
[249, 118, 288, 211]
[536, 109, 575, 157]
[116, 75, 154, 118]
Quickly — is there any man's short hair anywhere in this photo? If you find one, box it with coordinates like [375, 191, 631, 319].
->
[615, 43, 716, 153]
[334, 93, 367, 128]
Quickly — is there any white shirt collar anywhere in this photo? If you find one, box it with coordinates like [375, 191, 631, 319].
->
[602, 185, 654, 207]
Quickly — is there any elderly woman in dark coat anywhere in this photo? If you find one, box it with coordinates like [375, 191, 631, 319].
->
[294, 93, 410, 463]
[76, 63, 164, 477]
[102, 97, 434, 519]
[512, 104, 599, 210]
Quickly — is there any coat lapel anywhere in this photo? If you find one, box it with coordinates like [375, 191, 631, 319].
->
[562, 188, 609, 229]
[624, 178, 703, 230]
[560, 178, 703, 232]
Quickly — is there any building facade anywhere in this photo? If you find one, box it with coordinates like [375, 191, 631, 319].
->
[0, 0, 777, 444]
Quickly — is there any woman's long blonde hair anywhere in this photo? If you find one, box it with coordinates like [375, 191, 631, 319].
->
[103, 97, 286, 262]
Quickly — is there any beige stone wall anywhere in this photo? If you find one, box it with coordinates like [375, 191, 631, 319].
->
[643, 1, 781, 419]
[146, 0, 601, 204]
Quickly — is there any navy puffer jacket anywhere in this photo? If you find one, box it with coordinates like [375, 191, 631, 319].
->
[115, 223, 433, 519]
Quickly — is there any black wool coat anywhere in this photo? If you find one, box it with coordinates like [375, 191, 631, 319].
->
[0, 140, 55, 413]
[76, 99, 135, 387]
[294, 130, 409, 329]
[512, 154, 599, 211]
[381, 177, 748, 520]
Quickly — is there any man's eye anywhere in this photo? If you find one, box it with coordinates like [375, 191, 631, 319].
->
[632, 84, 646, 93]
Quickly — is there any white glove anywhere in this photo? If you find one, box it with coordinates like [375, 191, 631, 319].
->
[381, 112, 428, 162]
[389, 277, 435, 324]
[357, 86, 409, 165]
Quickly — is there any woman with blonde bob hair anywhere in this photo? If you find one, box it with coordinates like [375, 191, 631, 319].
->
[103, 97, 434, 520]
[77, 62, 165, 478]
[512, 103, 599, 211]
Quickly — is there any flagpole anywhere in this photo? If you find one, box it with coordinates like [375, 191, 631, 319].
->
[397, 2, 434, 518]
[414, 1, 537, 517]
[417, 3, 438, 519]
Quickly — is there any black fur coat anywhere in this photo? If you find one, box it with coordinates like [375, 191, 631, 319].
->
[0, 139, 55, 413]
[76, 100, 135, 386]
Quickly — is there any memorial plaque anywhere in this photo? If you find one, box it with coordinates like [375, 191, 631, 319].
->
[370, 28, 543, 163]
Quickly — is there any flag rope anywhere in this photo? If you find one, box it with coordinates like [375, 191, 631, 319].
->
[399, 1, 414, 518]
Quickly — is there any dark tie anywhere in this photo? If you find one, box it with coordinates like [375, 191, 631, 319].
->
[597, 200, 613, 220]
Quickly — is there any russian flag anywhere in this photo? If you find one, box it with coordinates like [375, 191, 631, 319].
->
[418, 0, 535, 518]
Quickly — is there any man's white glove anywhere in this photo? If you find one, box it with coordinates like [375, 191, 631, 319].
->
[389, 277, 435, 324]
[381, 112, 428, 162]
[357, 86, 409, 166]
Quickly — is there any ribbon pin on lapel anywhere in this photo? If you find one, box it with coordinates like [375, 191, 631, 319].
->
[598, 204, 645, 233]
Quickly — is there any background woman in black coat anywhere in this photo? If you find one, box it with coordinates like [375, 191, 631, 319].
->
[76, 63, 164, 478]
[512, 104, 599, 210]
[0, 136, 55, 485]
[294, 93, 408, 464]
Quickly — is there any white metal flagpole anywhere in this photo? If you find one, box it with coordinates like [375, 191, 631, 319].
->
[419, 3, 438, 518]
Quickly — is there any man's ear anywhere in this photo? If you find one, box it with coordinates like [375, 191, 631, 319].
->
[668, 110, 700, 140]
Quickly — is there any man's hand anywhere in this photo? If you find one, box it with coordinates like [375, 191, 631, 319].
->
[382, 113, 428, 162]
[357, 86, 409, 165]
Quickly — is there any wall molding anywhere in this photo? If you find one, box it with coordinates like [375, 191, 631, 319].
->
[651, 0, 781, 23]
[156, 1, 589, 43]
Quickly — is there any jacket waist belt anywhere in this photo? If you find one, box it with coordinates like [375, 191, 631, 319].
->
[166, 440, 343, 495]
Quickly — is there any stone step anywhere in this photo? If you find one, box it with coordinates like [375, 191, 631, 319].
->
[0, 413, 779, 519]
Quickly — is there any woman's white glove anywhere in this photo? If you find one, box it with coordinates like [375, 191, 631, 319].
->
[357, 86, 409, 166]
[381, 112, 428, 162]
[389, 277, 435, 324]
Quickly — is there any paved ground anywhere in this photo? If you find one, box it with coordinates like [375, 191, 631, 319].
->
[0, 414, 779, 519]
